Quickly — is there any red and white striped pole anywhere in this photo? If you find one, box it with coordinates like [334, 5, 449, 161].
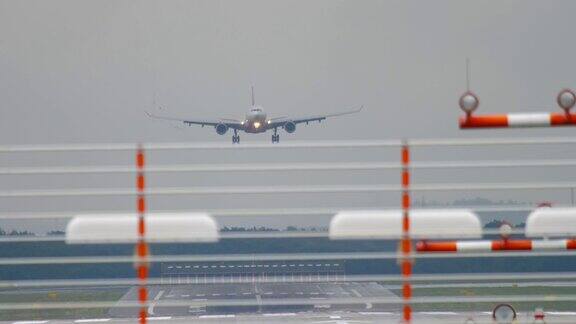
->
[458, 89, 576, 129]
[460, 112, 576, 129]
[417, 239, 576, 253]
[400, 141, 412, 323]
[136, 145, 149, 324]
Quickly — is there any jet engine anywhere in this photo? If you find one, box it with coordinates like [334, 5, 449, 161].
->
[284, 121, 296, 133]
[215, 123, 229, 135]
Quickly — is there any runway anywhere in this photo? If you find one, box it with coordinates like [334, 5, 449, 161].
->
[109, 282, 400, 317]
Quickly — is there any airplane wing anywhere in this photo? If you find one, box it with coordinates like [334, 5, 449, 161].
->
[267, 105, 363, 129]
[146, 111, 244, 130]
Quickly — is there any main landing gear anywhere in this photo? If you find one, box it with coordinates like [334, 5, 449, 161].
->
[232, 130, 240, 144]
[271, 128, 280, 143]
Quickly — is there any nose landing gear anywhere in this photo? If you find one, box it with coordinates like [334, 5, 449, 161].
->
[271, 128, 280, 143]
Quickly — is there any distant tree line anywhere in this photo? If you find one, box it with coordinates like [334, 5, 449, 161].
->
[0, 227, 35, 236]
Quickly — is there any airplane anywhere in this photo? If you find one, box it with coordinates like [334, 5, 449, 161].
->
[146, 86, 363, 143]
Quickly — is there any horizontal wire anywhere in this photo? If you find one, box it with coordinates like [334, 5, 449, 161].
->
[0, 229, 532, 243]
[0, 205, 549, 220]
[0, 182, 575, 197]
[2, 159, 576, 175]
[1, 294, 576, 310]
[1, 250, 575, 266]
[0, 140, 400, 153]
[2, 272, 576, 289]
[2, 136, 576, 153]
[0, 232, 328, 243]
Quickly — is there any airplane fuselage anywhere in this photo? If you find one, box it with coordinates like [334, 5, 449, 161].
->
[243, 107, 268, 133]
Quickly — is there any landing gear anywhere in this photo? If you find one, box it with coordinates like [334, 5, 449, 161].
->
[271, 128, 280, 143]
[232, 130, 240, 144]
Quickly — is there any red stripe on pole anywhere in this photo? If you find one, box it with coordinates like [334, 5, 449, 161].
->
[138, 196, 146, 214]
[402, 192, 410, 210]
[139, 286, 147, 302]
[402, 146, 409, 165]
[137, 149, 145, 169]
[550, 113, 576, 125]
[401, 261, 412, 276]
[567, 239, 576, 249]
[416, 241, 457, 252]
[139, 309, 147, 324]
[138, 217, 145, 236]
[138, 265, 149, 280]
[402, 215, 409, 233]
[403, 305, 412, 321]
[492, 240, 532, 251]
[459, 115, 509, 128]
[137, 241, 148, 258]
[402, 170, 409, 188]
[403, 283, 412, 299]
[402, 238, 411, 254]
[137, 173, 145, 191]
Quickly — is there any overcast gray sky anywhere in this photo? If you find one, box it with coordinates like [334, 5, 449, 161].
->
[1, 1, 576, 232]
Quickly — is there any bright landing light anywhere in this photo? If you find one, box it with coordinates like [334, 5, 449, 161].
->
[254, 121, 261, 129]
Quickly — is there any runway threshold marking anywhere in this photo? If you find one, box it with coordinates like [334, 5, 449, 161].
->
[198, 315, 235, 319]
[147, 290, 165, 316]
[359, 312, 394, 315]
[350, 289, 363, 297]
[349, 288, 374, 310]
[147, 317, 172, 321]
[262, 313, 296, 317]
[74, 319, 111, 323]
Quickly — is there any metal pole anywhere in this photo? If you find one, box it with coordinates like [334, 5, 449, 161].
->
[400, 141, 412, 323]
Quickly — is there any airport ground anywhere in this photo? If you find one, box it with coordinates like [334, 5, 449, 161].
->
[1, 281, 576, 323]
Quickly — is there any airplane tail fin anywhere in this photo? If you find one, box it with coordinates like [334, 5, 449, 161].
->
[251, 85, 255, 107]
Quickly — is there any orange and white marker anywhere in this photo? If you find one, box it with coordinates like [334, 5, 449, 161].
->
[460, 112, 576, 129]
[416, 239, 576, 253]
[459, 89, 576, 129]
